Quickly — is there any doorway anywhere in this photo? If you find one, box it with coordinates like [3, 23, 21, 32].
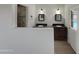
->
[17, 4, 27, 27]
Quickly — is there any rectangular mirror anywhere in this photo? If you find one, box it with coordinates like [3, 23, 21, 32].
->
[55, 14, 62, 21]
[38, 14, 45, 21]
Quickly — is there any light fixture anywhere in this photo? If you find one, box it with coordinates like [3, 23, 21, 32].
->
[39, 8, 45, 14]
[56, 8, 61, 14]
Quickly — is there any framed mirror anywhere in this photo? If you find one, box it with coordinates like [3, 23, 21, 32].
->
[38, 14, 45, 21]
[55, 14, 62, 21]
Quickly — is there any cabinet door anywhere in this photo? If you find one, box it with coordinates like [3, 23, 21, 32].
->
[54, 27, 67, 41]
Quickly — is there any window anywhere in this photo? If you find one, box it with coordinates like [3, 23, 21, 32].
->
[71, 11, 77, 31]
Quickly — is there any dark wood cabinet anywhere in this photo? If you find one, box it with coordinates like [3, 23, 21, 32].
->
[53, 24, 67, 41]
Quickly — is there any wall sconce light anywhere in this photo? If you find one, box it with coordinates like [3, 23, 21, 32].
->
[56, 8, 61, 14]
[39, 8, 45, 14]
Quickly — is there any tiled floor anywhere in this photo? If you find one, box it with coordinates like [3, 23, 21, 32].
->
[54, 41, 76, 54]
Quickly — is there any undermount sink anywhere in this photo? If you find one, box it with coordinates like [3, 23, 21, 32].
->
[55, 25, 62, 27]
[53, 24, 65, 28]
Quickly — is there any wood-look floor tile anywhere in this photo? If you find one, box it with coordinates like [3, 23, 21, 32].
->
[54, 41, 76, 54]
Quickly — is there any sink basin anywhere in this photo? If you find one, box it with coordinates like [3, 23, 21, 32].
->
[56, 25, 62, 27]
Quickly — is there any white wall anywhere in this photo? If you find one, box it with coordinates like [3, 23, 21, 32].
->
[65, 5, 77, 53]
[0, 4, 14, 29]
[76, 11, 79, 53]
[65, 4, 79, 53]
[24, 4, 36, 27]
